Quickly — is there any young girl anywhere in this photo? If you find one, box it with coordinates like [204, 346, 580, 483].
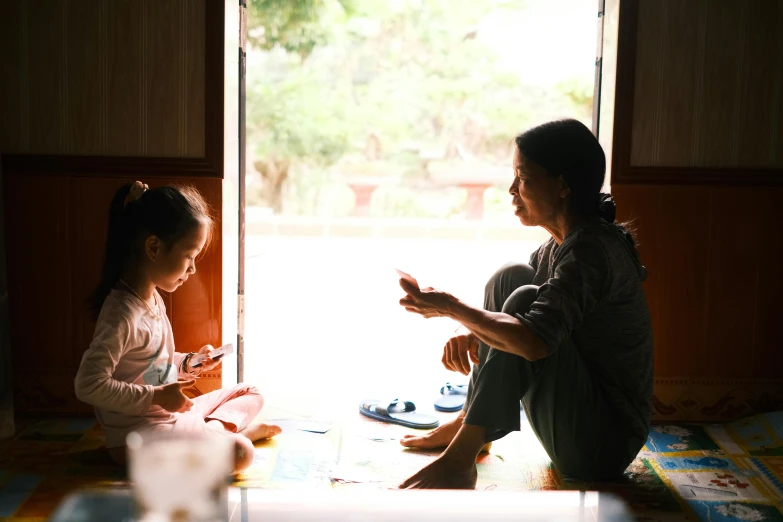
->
[75, 181, 280, 473]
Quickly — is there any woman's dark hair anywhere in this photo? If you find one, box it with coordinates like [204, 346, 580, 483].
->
[88, 183, 214, 316]
[515, 119, 636, 246]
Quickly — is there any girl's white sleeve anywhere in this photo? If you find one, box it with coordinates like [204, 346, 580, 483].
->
[74, 313, 155, 415]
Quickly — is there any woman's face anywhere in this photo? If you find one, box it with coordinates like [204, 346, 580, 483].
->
[508, 147, 568, 228]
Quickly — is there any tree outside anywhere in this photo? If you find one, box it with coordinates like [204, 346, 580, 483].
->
[246, 0, 596, 218]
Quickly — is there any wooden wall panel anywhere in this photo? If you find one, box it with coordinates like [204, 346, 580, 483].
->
[613, 185, 783, 421]
[66, 0, 103, 155]
[0, 2, 24, 153]
[27, 0, 63, 154]
[1, 0, 227, 414]
[752, 189, 783, 378]
[106, 1, 143, 156]
[655, 1, 700, 167]
[146, 1, 185, 157]
[702, 189, 759, 378]
[5, 176, 72, 371]
[696, 1, 744, 167]
[628, 0, 660, 166]
[629, 0, 783, 169]
[186, 0, 207, 158]
[655, 188, 711, 377]
[737, 1, 782, 167]
[0, 0, 206, 159]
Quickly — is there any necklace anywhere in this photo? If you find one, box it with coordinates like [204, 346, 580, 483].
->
[118, 279, 161, 320]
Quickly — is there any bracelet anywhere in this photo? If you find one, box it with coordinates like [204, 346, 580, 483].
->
[188, 352, 203, 377]
[182, 352, 198, 376]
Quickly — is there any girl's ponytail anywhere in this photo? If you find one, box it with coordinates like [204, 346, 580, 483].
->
[88, 183, 135, 317]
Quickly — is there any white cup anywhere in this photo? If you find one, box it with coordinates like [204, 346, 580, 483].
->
[127, 429, 233, 522]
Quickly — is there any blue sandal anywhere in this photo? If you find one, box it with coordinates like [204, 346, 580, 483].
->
[359, 399, 439, 429]
[434, 383, 469, 412]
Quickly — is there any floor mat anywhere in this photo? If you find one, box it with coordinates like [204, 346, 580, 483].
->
[0, 413, 781, 521]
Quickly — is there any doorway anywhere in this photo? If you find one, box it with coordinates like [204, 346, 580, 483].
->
[239, 0, 604, 420]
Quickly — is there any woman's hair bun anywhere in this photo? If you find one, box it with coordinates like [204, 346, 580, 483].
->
[598, 193, 616, 223]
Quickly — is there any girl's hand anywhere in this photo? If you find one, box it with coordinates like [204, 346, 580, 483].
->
[153, 379, 195, 413]
[194, 344, 222, 372]
[442, 334, 480, 375]
[398, 278, 453, 318]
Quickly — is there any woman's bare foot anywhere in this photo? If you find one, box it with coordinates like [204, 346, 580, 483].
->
[238, 422, 282, 442]
[400, 414, 491, 453]
[398, 454, 478, 489]
[400, 414, 463, 449]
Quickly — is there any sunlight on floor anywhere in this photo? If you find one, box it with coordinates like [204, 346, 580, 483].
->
[243, 233, 543, 421]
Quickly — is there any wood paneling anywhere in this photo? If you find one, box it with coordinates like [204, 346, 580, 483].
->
[5, 176, 72, 370]
[0, 2, 24, 153]
[629, 0, 783, 169]
[66, 0, 103, 154]
[752, 190, 783, 378]
[0, 0, 206, 159]
[613, 184, 783, 419]
[27, 0, 63, 154]
[146, 0, 184, 156]
[628, 0, 662, 166]
[613, 1, 783, 420]
[186, 0, 207, 158]
[702, 189, 759, 378]
[1, 0, 229, 414]
[106, 0, 143, 156]
[737, 1, 782, 167]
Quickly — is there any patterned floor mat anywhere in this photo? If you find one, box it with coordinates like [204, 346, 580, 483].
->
[0, 412, 781, 521]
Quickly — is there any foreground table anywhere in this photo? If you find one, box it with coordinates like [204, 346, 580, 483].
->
[50, 487, 633, 521]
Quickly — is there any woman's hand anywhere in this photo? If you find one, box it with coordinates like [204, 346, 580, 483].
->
[194, 344, 222, 372]
[442, 334, 480, 375]
[399, 279, 454, 318]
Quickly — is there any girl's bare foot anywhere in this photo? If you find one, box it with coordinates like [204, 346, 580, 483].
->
[400, 414, 491, 452]
[239, 422, 282, 442]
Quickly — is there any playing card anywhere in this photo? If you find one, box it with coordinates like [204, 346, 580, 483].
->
[395, 269, 419, 288]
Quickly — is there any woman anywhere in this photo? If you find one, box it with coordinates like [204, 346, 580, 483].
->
[397, 119, 653, 489]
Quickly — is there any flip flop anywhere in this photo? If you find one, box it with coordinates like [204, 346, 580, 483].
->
[359, 399, 439, 430]
[434, 383, 469, 412]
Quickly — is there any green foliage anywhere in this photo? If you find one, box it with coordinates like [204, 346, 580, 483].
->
[556, 77, 594, 117]
[247, 70, 351, 165]
[247, 0, 355, 59]
[246, 0, 591, 215]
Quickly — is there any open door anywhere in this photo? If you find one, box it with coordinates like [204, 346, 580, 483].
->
[237, 0, 248, 384]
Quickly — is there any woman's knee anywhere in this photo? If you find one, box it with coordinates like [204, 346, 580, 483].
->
[485, 263, 535, 294]
[501, 284, 539, 316]
[484, 264, 536, 312]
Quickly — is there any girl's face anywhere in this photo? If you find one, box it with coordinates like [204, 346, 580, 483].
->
[149, 223, 209, 293]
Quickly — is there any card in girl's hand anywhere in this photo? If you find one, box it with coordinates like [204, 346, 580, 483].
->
[395, 269, 420, 289]
[191, 343, 234, 368]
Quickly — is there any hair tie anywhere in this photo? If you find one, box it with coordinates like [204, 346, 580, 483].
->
[124, 181, 149, 209]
